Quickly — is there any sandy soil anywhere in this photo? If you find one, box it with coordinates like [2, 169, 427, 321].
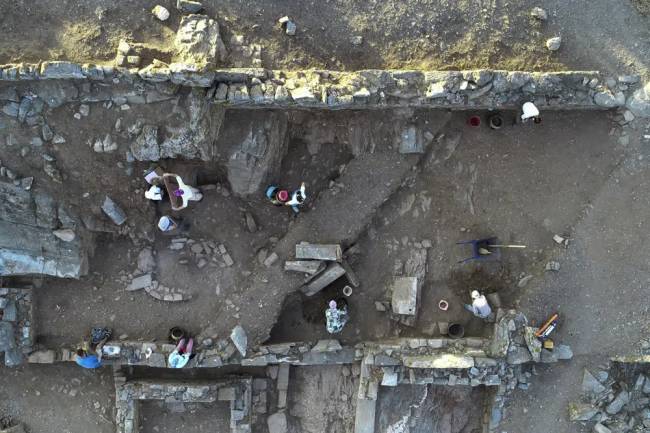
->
[0, 0, 648, 77]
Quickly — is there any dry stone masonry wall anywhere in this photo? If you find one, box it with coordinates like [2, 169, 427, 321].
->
[1, 61, 649, 115]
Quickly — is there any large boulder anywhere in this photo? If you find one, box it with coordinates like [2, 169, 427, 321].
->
[159, 89, 223, 160]
[627, 82, 650, 118]
[225, 111, 288, 196]
[130, 89, 223, 161]
[173, 14, 226, 69]
[131, 125, 161, 161]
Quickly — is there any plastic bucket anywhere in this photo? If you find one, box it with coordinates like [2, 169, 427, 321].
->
[468, 116, 481, 127]
[489, 115, 503, 130]
[448, 323, 465, 339]
[169, 327, 185, 342]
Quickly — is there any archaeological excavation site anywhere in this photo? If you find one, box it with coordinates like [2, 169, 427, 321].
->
[1, 1, 650, 433]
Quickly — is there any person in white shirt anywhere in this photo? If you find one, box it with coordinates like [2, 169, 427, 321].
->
[144, 185, 163, 201]
[464, 290, 492, 319]
[521, 102, 541, 123]
[285, 182, 307, 213]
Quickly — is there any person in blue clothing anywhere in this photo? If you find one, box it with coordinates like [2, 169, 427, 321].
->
[75, 329, 110, 369]
[75, 348, 103, 369]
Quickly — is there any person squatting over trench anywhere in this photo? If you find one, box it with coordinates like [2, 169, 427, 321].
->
[464, 290, 492, 319]
[326, 299, 349, 334]
[266, 182, 307, 213]
[168, 337, 194, 368]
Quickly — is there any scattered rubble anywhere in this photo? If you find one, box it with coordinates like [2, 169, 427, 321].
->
[530, 7, 548, 20]
[546, 36, 562, 51]
[570, 364, 650, 431]
[151, 5, 170, 21]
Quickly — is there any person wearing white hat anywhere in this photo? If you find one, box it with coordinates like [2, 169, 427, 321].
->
[521, 102, 541, 123]
[144, 185, 164, 201]
[464, 290, 492, 319]
[157, 215, 178, 232]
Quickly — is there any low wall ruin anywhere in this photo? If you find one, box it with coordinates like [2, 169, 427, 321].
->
[1, 61, 647, 114]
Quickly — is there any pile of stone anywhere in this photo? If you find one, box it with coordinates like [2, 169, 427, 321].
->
[284, 243, 359, 297]
[169, 237, 234, 268]
[122, 271, 191, 303]
[115, 40, 142, 68]
[569, 368, 650, 432]
[0, 288, 34, 367]
[0, 160, 32, 190]
[491, 310, 573, 365]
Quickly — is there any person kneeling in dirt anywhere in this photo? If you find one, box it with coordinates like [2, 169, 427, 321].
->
[326, 299, 349, 334]
[285, 182, 307, 213]
[464, 290, 492, 319]
[266, 182, 307, 213]
[168, 337, 194, 368]
[521, 101, 541, 124]
[266, 185, 290, 206]
[74, 327, 111, 369]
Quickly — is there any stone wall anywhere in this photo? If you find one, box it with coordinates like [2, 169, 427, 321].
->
[1, 62, 648, 114]
[0, 288, 34, 367]
[0, 181, 89, 278]
[113, 373, 252, 433]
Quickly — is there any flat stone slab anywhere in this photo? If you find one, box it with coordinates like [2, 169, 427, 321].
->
[354, 398, 377, 433]
[300, 262, 345, 296]
[295, 243, 342, 262]
[284, 260, 324, 275]
[402, 354, 475, 369]
[391, 277, 418, 315]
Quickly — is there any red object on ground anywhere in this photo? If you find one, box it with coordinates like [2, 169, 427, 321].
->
[277, 190, 289, 202]
[468, 116, 481, 127]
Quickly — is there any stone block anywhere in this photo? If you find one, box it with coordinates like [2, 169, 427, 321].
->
[278, 389, 287, 409]
[127, 274, 152, 291]
[230, 325, 248, 357]
[40, 62, 84, 79]
[267, 412, 287, 433]
[290, 87, 318, 104]
[311, 339, 342, 353]
[402, 354, 474, 369]
[277, 364, 290, 391]
[284, 260, 325, 275]
[217, 387, 236, 401]
[381, 368, 398, 386]
[101, 196, 127, 225]
[354, 398, 377, 433]
[391, 277, 418, 315]
[295, 243, 342, 261]
[27, 350, 56, 364]
[301, 262, 345, 297]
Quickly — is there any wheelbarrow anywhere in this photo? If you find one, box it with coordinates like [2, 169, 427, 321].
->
[456, 237, 526, 264]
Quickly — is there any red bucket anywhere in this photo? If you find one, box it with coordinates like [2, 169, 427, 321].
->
[468, 116, 481, 127]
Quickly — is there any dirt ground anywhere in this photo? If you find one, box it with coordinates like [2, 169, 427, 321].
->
[139, 400, 232, 433]
[0, 0, 648, 77]
[0, 363, 115, 433]
[1, 1, 650, 432]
